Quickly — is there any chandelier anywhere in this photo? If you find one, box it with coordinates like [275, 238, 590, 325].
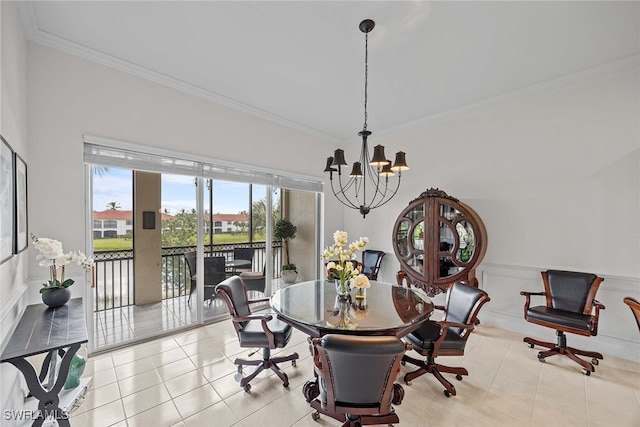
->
[324, 19, 409, 218]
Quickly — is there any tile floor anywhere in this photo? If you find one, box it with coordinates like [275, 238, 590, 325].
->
[68, 320, 640, 427]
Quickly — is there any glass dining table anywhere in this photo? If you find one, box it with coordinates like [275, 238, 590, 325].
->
[270, 280, 434, 338]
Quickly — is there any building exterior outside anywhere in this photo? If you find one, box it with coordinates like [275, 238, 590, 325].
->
[93, 210, 248, 238]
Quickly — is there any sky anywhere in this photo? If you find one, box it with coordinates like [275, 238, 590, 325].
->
[93, 167, 264, 214]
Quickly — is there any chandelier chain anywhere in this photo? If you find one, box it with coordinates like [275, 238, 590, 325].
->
[363, 32, 368, 131]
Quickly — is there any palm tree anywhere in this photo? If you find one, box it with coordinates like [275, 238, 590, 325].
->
[106, 201, 121, 210]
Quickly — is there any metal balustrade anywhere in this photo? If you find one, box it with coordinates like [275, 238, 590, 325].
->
[92, 242, 282, 312]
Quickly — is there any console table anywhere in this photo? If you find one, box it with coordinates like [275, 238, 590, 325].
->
[1, 298, 88, 427]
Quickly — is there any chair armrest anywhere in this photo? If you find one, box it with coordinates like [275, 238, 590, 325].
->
[232, 313, 277, 347]
[436, 320, 473, 332]
[520, 291, 545, 316]
[231, 313, 273, 323]
[590, 299, 605, 336]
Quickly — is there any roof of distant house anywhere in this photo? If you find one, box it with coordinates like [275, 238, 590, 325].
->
[93, 210, 174, 220]
[93, 210, 248, 222]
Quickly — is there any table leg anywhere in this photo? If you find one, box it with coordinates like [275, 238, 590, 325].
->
[8, 343, 80, 427]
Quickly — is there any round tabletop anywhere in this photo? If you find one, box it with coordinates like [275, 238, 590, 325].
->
[270, 280, 434, 338]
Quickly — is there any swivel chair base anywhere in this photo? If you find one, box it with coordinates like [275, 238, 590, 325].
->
[524, 330, 603, 375]
[235, 347, 299, 392]
[402, 354, 467, 397]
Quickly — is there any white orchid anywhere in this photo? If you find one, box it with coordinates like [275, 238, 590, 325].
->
[32, 234, 94, 293]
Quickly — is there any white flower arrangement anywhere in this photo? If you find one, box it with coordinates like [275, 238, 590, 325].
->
[32, 234, 94, 293]
[322, 230, 370, 288]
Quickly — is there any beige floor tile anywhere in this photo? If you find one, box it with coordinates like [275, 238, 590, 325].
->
[114, 355, 156, 380]
[165, 369, 210, 398]
[122, 383, 172, 418]
[172, 383, 223, 419]
[118, 368, 164, 397]
[126, 400, 182, 427]
[69, 399, 126, 427]
[182, 401, 240, 427]
[73, 381, 121, 415]
[156, 358, 198, 381]
[199, 356, 238, 382]
[90, 366, 118, 389]
[150, 346, 189, 368]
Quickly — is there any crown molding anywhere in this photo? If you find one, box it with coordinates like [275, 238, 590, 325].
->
[18, 3, 340, 144]
[375, 54, 640, 139]
[19, 1, 639, 144]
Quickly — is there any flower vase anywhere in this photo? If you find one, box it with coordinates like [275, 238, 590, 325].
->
[335, 279, 351, 298]
[42, 288, 71, 308]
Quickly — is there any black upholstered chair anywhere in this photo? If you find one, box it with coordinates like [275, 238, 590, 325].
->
[521, 270, 605, 375]
[184, 252, 226, 305]
[402, 282, 490, 397]
[233, 247, 254, 273]
[361, 250, 385, 280]
[624, 297, 640, 333]
[239, 263, 266, 294]
[215, 276, 299, 392]
[308, 334, 411, 427]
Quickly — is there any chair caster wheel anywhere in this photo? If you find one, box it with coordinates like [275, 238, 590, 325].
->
[444, 390, 450, 398]
[529, 343, 534, 348]
[292, 360, 296, 367]
[592, 358, 599, 365]
[311, 411, 320, 421]
[283, 382, 289, 388]
[456, 374, 463, 381]
[537, 354, 545, 362]
[582, 369, 591, 376]
[243, 383, 251, 392]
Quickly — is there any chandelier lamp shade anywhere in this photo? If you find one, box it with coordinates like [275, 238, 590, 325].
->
[323, 19, 409, 218]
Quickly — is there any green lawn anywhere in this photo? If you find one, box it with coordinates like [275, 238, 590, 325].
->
[93, 234, 264, 251]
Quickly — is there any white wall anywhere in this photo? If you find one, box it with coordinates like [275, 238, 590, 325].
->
[0, 0, 31, 416]
[25, 41, 339, 277]
[342, 69, 640, 362]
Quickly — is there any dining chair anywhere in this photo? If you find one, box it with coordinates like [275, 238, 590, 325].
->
[307, 334, 411, 426]
[239, 263, 267, 294]
[361, 249, 385, 280]
[402, 282, 490, 397]
[521, 270, 605, 375]
[184, 252, 226, 305]
[233, 247, 254, 273]
[215, 275, 299, 392]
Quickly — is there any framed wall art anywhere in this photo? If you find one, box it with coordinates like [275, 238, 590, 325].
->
[14, 153, 28, 253]
[0, 135, 14, 263]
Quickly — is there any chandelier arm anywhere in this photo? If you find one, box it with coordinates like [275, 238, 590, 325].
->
[330, 174, 361, 209]
[369, 175, 402, 209]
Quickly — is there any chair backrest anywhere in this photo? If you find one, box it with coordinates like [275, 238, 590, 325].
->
[313, 334, 407, 414]
[362, 250, 385, 280]
[624, 297, 640, 333]
[203, 256, 226, 286]
[184, 251, 196, 279]
[444, 282, 490, 337]
[215, 275, 251, 320]
[543, 270, 602, 313]
[234, 247, 254, 263]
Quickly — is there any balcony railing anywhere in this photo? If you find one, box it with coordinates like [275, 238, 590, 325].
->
[92, 242, 282, 312]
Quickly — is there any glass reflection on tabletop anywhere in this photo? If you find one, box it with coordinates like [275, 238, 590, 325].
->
[270, 280, 433, 334]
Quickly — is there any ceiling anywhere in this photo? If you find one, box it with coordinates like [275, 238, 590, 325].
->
[19, 1, 640, 142]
